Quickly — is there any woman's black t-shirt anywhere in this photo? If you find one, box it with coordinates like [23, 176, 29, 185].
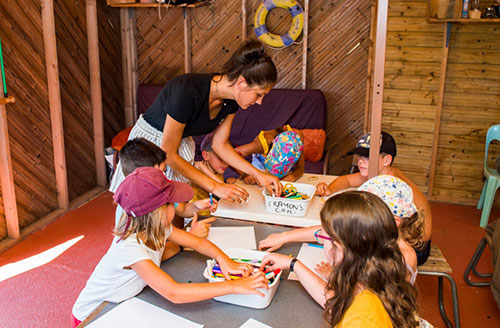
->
[143, 74, 239, 138]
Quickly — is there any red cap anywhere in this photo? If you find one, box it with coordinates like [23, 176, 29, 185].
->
[113, 167, 193, 217]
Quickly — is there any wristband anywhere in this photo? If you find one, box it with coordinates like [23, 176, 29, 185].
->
[289, 258, 298, 272]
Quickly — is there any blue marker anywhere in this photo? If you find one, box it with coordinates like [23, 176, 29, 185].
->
[209, 192, 213, 206]
[307, 243, 324, 249]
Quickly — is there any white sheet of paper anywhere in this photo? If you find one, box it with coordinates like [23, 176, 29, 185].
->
[239, 318, 273, 328]
[86, 297, 203, 328]
[288, 243, 328, 281]
[207, 226, 256, 251]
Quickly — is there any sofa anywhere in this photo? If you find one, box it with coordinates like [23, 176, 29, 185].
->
[114, 84, 328, 176]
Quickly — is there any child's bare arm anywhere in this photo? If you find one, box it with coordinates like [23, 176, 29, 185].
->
[161, 242, 181, 261]
[234, 139, 264, 157]
[131, 259, 268, 303]
[316, 174, 365, 196]
[259, 226, 319, 251]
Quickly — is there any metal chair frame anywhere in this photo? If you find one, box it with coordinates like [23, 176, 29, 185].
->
[418, 270, 460, 328]
[463, 237, 493, 287]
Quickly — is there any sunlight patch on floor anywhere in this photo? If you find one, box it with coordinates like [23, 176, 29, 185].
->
[0, 235, 84, 282]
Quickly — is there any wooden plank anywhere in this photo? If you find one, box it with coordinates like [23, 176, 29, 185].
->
[301, 0, 309, 89]
[86, 0, 106, 187]
[383, 88, 438, 106]
[428, 23, 450, 197]
[387, 17, 444, 33]
[368, 0, 388, 178]
[448, 48, 500, 65]
[387, 31, 442, 47]
[241, 0, 247, 41]
[386, 45, 443, 62]
[183, 7, 191, 74]
[121, 8, 137, 127]
[384, 74, 440, 91]
[0, 84, 19, 239]
[385, 60, 440, 76]
[41, 0, 69, 209]
[388, 1, 428, 17]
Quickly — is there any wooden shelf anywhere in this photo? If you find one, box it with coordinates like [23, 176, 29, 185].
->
[108, 1, 207, 8]
[427, 17, 500, 23]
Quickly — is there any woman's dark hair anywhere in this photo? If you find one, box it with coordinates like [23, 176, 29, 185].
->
[321, 191, 419, 328]
[220, 39, 277, 87]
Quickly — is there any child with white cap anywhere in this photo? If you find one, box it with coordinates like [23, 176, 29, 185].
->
[259, 175, 424, 284]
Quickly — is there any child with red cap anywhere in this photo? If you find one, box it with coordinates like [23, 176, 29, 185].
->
[71, 167, 268, 327]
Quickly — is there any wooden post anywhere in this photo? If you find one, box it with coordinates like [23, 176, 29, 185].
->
[86, 0, 106, 187]
[364, 3, 377, 132]
[301, 0, 309, 90]
[41, 0, 69, 209]
[368, 0, 388, 179]
[428, 22, 451, 197]
[121, 8, 138, 127]
[183, 7, 192, 74]
[0, 88, 19, 239]
[242, 0, 247, 41]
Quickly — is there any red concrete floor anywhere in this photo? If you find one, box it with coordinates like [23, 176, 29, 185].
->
[0, 192, 499, 327]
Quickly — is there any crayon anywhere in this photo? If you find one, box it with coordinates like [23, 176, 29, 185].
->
[209, 193, 213, 206]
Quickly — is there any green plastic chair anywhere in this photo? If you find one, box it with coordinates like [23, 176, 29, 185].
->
[477, 124, 500, 228]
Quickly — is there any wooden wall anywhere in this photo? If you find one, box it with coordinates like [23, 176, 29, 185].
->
[135, 0, 373, 175]
[382, 0, 500, 205]
[0, 0, 123, 243]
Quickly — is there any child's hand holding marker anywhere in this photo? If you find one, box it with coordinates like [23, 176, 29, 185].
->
[193, 197, 218, 213]
[259, 253, 295, 273]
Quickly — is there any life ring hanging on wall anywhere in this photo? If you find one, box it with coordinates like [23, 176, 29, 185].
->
[254, 0, 304, 48]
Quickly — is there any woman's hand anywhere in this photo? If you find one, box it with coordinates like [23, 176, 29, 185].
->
[193, 198, 218, 213]
[258, 233, 286, 252]
[315, 182, 332, 197]
[254, 171, 281, 197]
[260, 253, 293, 272]
[243, 174, 257, 185]
[314, 261, 332, 280]
[231, 271, 269, 297]
[212, 182, 249, 203]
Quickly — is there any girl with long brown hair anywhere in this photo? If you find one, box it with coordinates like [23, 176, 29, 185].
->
[260, 191, 419, 327]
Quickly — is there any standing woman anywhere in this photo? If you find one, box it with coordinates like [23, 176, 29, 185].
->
[110, 40, 281, 202]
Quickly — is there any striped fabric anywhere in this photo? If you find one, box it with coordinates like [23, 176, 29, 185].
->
[109, 115, 195, 193]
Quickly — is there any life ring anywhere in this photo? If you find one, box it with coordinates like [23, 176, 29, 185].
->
[254, 0, 304, 48]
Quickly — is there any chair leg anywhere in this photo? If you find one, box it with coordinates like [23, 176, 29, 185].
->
[464, 238, 491, 286]
[477, 180, 487, 210]
[479, 177, 498, 228]
[438, 274, 461, 328]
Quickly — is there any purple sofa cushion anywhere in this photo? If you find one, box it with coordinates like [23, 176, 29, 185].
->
[229, 89, 327, 146]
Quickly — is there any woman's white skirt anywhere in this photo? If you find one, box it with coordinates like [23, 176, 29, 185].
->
[109, 115, 195, 193]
